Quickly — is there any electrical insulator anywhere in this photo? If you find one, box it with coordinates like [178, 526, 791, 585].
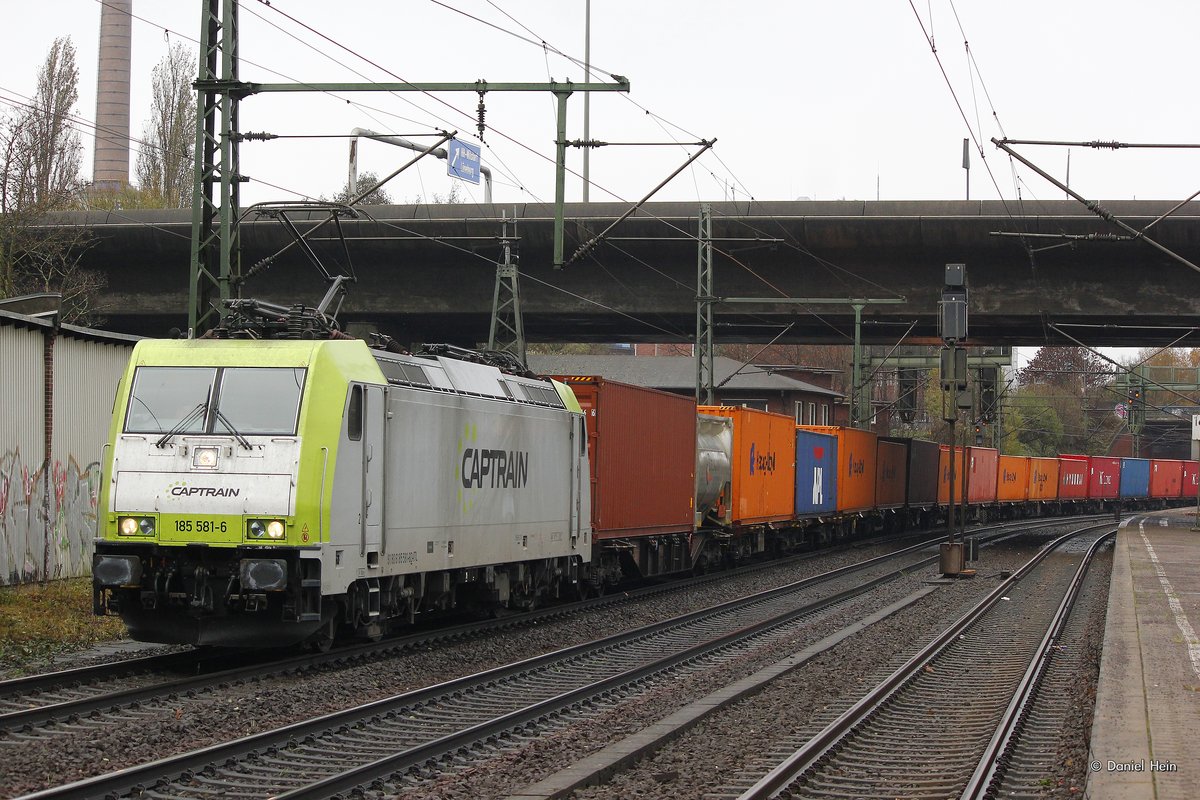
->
[476, 91, 487, 142]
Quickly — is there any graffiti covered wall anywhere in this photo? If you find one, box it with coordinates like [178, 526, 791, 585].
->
[0, 450, 101, 584]
[0, 311, 134, 585]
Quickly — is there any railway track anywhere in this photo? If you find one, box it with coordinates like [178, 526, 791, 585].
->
[17, 521, 1004, 800]
[733, 520, 1115, 800]
[0, 519, 1052, 735]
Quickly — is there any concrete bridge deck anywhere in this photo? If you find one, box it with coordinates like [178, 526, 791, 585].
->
[58, 199, 1200, 345]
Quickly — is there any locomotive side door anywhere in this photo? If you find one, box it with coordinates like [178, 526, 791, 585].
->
[362, 384, 386, 561]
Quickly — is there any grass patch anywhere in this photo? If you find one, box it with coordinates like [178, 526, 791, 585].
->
[0, 578, 126, 671]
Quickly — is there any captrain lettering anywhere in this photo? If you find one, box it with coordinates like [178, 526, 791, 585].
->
[170, 486, 240, 498]
[461, 448, 529, 489]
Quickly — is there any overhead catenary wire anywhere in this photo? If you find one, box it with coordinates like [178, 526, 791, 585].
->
[253, 0, 892, 316]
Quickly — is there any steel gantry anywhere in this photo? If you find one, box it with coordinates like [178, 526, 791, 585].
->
[487, 218, 525, 363]
[187, 0, 629, 336]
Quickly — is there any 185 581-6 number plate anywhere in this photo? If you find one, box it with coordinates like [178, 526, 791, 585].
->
[173, 519, 229, 534]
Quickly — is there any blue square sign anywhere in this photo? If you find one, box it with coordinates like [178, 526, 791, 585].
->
[447, 139, 482, 184]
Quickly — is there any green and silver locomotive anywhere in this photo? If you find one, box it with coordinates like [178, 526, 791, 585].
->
[93, 338, 591, 647]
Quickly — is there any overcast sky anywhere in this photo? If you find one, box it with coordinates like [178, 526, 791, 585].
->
[3, 0, 1200, 210]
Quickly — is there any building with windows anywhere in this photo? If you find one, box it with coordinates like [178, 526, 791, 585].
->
[527, 354, 847, 425]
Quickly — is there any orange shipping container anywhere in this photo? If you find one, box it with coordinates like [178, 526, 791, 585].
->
[699, 406, 796, 525]
[800, 426, 879, 513]
[996, 455, 1030, 503]
[938, 446, 956, 506]
[1028, 457, 1060, 502]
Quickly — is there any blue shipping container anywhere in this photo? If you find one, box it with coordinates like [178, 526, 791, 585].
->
[795, 428, 838, 516]
[1119, 457, 1150, 499]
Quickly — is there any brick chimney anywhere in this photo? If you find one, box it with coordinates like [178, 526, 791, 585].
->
[93, 0, 132, 189]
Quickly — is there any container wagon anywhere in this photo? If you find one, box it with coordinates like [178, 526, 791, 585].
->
[698, 406, 796, 530]
[560, 377, 697, 580]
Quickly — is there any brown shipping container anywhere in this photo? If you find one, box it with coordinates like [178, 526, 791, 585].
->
[875, 439, 908, 509]
[996, 455, 1030, 503]
[566, 378, 696, 540]
[881, 437, 940, 507]
[700, 406, 796, 525]
[800, 426, 879, 513]
[1028, 457, 1060, 502]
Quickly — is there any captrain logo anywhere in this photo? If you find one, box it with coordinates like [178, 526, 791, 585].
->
[165, 480, 240, 498]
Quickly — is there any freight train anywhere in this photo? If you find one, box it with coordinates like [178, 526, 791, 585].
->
[92, 337, 1196, 647]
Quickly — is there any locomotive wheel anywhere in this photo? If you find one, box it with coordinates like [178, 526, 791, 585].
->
[308, 603, 340, 653]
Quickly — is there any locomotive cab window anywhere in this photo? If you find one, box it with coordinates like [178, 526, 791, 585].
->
[215, 368, 306, 435]
[124, 366, 306, 436]
[347, 385, 363, 441]
[125, 367, 217, 434]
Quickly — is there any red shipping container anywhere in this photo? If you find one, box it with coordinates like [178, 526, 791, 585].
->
[1028, 458, 1060, 502]
[939, 446, 999, 505]
[700, 406, 796, 525]
[969, 447, 999, 504]
[875, 439, 908, 509]
[1150, 459, 1184, 499]
[1072, 454, 1120, 500]
[996, 455, 1030, 503]
[1183, 461, 1200, 499]
[564, 378, 696, 540]
[1058, 457, 1089, 500]
[800, 426, 879, 513]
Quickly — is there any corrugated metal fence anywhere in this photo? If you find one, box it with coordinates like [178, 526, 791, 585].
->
[1, 310, 135, 585]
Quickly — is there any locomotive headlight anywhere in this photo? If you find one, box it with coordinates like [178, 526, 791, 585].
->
[247, 519, 286, 540]
[192, 446, 219, 470]
[118, 516, 155, 536]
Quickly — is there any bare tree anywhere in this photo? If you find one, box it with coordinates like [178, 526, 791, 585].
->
[0, 37, 103, 324]
[136, 42, 197, 208]
[20, 37, 83, 208]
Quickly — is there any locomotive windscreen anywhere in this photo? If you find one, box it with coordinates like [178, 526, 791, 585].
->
[125, 366, 307, 436]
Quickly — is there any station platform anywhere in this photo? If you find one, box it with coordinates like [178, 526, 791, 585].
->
[1088, 511, 1200, 799]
